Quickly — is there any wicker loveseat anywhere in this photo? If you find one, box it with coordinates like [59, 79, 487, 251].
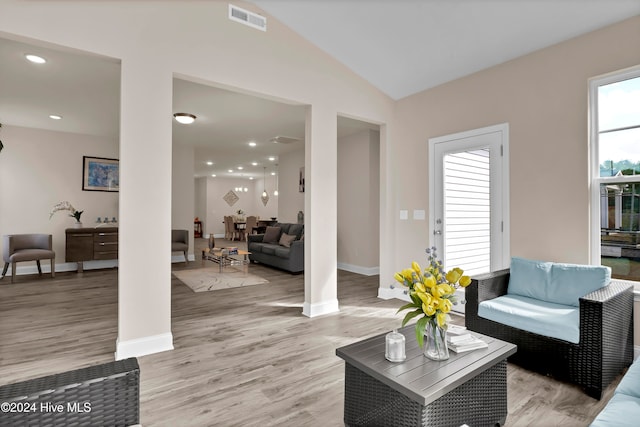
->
[465, 259, 634, 400]
[0, 358, 139, 426]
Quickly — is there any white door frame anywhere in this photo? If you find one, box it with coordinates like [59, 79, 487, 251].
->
[428, 123, 510, 272]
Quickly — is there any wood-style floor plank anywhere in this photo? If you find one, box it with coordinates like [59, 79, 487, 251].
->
[0, 238, 622, 426]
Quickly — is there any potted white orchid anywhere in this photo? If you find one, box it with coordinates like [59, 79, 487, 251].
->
[50, 201, 84, 226]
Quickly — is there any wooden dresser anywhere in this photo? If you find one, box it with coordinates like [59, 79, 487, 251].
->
[65, 227, 118, 272]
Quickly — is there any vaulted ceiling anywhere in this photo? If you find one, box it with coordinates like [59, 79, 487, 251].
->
[1, 1, 638, 178]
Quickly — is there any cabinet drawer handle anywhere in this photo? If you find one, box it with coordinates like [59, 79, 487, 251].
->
[72, 234, 93, 237]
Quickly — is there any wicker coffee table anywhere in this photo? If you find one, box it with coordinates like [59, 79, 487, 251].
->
[336, 326, 517, 427]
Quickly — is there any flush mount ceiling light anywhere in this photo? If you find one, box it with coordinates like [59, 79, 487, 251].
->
[49, 115, 62, 120]
[249, 141, 257, 147]
[25, 54, 46, 64]
[173, 113, 196, 124]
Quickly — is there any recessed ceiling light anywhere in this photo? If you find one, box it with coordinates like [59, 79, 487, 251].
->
[251, 162, 258, 166]
[173, 113, 196, 124]
[206, 161, 213, 166]
[228, 169, 233, 173]
[268, 157, 275, 161]
[237, 166, 243, 170]
[211, 174, 217, 177]
[271, 172, 276, 176]
[249, 141, 257, 147]
[25, 54, 46, 64]
[49, 115, 62, 120]
[249, 177, 254, 180]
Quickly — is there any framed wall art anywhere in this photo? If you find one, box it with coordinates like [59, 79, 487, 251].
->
[83, 156, 119, 192]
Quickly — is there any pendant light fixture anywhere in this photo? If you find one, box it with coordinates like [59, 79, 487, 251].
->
[261, 167, 269, 206]
[273, 164, 279, 196]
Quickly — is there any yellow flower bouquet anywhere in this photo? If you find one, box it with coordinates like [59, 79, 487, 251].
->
[393, 247, 471, 355]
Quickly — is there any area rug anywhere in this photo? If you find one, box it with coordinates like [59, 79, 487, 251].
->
[172, 269, 269, 292]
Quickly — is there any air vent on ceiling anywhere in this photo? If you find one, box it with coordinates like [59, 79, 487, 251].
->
[229, 4, 267, 31]
[270, 136, 301, 144]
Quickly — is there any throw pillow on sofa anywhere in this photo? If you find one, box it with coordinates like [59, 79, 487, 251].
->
[279, 233, 296, 248]
[263, 226, 282, 244]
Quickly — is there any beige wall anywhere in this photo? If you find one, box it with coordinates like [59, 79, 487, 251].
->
[391, 16, 640, 347]
[337, 129, 380, 272]
[0, 125, 119, 272]
[392, 15, 640, 272]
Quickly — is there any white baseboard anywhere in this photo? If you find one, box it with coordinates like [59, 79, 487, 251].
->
[115, 332, 174, 360]
[337, 262, 379, 276]
[5, 260, 119, 276]
[171, 254, 196, 263]
[378, 285, 410, 302]
[302, 299, 339, 317]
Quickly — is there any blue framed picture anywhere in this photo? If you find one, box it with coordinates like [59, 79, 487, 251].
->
[82, 156, 119, 192]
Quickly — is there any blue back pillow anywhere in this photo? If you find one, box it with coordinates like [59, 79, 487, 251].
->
[508, 256, 611, 306]
[507, 257, 552, 301]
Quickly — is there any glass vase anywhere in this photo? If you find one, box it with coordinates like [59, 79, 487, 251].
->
[423, 319, 449, 360]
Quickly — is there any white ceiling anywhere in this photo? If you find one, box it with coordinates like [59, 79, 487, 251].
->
[250, 0, 640, 100]
[1, 1, 638, 178]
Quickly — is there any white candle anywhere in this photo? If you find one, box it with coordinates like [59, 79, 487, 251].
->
[385, 329, 406, 362]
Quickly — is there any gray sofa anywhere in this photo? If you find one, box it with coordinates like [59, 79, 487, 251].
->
[248, 223, 304, 273]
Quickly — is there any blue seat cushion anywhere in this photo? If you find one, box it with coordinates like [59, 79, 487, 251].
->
[589, 393, 640, 427]
[615, 358, 640, 399]
[478, 294, 579, 344]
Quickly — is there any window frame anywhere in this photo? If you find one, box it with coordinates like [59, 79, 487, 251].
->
[589, 64, 640, 284]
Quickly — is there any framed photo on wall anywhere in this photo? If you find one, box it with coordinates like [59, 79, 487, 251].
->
[299, 166, 305, 192]
[83, 156, 119, 192]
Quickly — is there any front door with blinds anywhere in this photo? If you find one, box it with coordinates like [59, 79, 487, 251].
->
[429, 124, 510, 311]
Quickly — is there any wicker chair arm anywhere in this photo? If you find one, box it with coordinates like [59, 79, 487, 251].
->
[466, 269, 510, 324]
[580, 280, 634, 305]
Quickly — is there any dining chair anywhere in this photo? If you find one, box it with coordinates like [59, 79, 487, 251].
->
[244, 216, 258, 241]
[224, 216, 238, 241]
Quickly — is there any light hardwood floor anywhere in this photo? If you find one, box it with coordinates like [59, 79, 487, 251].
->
[0, 238, 622, 426]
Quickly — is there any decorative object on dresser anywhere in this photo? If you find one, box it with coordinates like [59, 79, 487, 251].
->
[65, 227, 118, 272]
[50, 200, 84, 227]
[1, 234, 55, 283]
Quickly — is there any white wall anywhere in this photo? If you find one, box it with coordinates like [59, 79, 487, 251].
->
[194, 147, 305, 237]
[278, 148, 305, 223]
[0, 125, 119, 272]
[337, 129, 380, 274]
[171, 143, 195, 258]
